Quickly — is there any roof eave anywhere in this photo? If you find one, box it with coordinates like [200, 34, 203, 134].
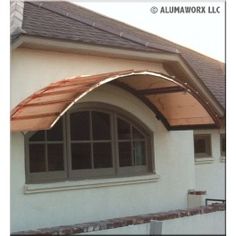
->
[11, 34, 178, 59]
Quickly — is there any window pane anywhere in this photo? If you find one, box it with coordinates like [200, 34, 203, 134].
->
[29, 131, 45, 141]
[70, 111, 90, 140]
[47, 119, 63, 141]
[71, 143, 91, 169]
[29, 144, 46, 172]
[194, 135, 211, 157]
[221, 134, 226, 156]
[92, 111, 111, 140]
[118, 142, 132, 167]
[118, 118, 131, 140]
[48, 144, 64, 171]
[93, 143, 112, 168]
[133, 127, 145, 139]
[133, 141, 146, 165]
[194, 139, 206, 153]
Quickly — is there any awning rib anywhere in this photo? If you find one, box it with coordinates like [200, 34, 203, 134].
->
[11, 70, 221, 132]
[136, 86, 185, 95]
[12, 112, 60, 120]
[23, 99, 73, 107]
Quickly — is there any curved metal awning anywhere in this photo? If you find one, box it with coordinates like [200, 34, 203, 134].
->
[11, 70, 221, 132]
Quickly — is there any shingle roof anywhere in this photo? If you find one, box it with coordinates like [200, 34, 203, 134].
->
[14, 1, 225, 109]
[22, 2, 162, 53]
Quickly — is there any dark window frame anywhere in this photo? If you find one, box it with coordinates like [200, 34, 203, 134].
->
[220, 133, 226, 157]
[67, 108, 115, 179]
[25, 117, 68, 184]
[115, 115, 149, 176]
[194, 134, 212, 158]
[25, 102, 154, 184]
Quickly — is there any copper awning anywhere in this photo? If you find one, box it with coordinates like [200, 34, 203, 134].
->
[11, 70, 221, 132]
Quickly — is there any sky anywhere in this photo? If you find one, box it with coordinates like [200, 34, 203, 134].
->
[76, 1, 225, 62]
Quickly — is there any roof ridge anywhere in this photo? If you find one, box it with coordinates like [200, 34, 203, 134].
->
[29, 1, 176, 54]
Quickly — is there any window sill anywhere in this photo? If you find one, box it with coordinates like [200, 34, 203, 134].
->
[24, 174, 160, 194]
[195, 157, 214, 165]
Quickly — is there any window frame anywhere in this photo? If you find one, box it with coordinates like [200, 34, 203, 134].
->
[67, 107, 116, 180]
[115, 114, 149, 176]
[25, 102, 155, 184]
[220, 133, 226, 158]
[194, 134, 212, 159]
[25, 117, 68, 184]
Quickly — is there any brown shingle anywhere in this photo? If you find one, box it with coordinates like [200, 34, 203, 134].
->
[17, 1, 225, 109]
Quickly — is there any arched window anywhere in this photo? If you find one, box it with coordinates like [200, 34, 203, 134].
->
[25, 103, 154, 183]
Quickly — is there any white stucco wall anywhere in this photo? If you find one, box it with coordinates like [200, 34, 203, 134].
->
[10, 48, 168, 109]
[81, 211, 225, 235]
[10, 48, 224, 232]
[194, 129, 226, 200]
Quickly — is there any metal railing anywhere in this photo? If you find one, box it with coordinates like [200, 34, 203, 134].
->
[205, 198, 226, 206]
